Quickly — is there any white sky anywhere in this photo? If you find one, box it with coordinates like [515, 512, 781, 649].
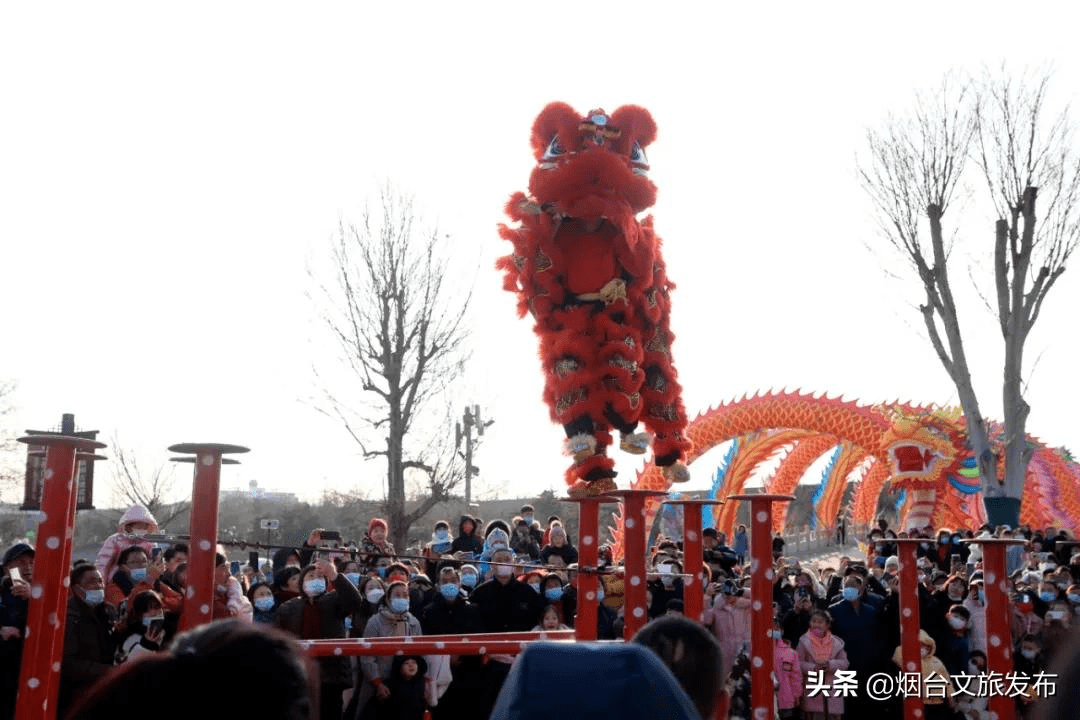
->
[2, 2, 1079, 510]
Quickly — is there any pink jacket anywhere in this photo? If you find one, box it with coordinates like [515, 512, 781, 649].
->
[95, 505, 159, 583]
[796, 632, 849, 716]
[774, 640, 802, 710]
[704, 594, 751, 682]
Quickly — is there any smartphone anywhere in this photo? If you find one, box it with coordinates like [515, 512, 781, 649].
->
[248, 551, 260, 569]
[320, 530, 342, 545]
[152, 547, 162, 560]
[230, 560, 241, 575]
[148, 619, 164, 636]
[9, 568, 22, 584]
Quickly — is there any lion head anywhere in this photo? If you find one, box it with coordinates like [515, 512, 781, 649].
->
[527, 102, 658, 220]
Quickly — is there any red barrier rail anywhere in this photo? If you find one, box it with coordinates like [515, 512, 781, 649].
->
[301, 630, 579, 657]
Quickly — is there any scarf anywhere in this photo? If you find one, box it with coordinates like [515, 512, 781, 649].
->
[806, 629, 834, 665]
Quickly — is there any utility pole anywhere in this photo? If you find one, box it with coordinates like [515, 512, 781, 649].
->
[456, 404, 492, 508]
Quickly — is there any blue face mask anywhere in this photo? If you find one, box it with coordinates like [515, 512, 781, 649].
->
[343, 616, 353, 631]
[439, 584, 460, 601]
[82, 588, 105, 606]
[254, 596, 275, 612]
[545, 587, 563, 602]
[1067, 593, 1080, 604]
[345, 572, 361, 586]
[522, 515, 534, 525]
[435, 529, 449, 541]
[390, 597, 410, 614]
[461, 574, 478, 588]
[303, 578, 327, 596]
[596, 589, 605, 603]
[129, 567, 148, 583]
[1040, 591, 1058, 603]
[939, 537, 949, 545]
[842, 587, 860, 602]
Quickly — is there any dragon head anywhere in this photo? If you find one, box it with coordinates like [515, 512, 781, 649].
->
[879, 408, 965, 489]
[527, 102, 658, 220]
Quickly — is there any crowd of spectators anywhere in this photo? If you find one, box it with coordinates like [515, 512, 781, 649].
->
[2, 503, 1080, 720]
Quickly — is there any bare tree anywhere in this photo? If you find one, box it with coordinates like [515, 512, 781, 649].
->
[861, 71, 1080, 526]
[313, 185, 472, 551]
[109, 436, 189, 530]
[0, 381, 20, 501]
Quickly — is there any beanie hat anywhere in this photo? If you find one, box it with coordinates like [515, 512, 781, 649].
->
[369, 518, 388, 534]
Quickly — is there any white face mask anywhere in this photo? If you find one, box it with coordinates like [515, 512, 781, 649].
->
[495, 564, 513, 578]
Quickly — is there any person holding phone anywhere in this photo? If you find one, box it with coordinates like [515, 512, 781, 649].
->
[1, 543, 34, 720]
[114, 590, 166, 664]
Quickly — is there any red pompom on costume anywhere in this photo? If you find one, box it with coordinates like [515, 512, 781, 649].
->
[496, 103, 692, 496]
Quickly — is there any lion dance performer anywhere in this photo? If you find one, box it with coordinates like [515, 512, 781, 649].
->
[497, 102, 691, 496]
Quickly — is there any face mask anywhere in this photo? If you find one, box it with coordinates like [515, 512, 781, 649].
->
[969, 662, 985, 674]
[1046, 610, 1066, 621]
[345, 573, 361, 586]
[522, 515, 534, 525]
[390, 597, 410, 614]
[495, 564, 513, 578]
[303, 578, 327, 596]
[545, 587, 563, 602]
[948, 616, 967, 629]
[1056, 581, 1069, 590]
[82, 588, 105, 606]
[975, 589, 984, 603]
[811, 627, 826, 638]
[939, 537, 949, 545]
[366, 588, 385, 604]
[920, 542, 929, 549]
[921, 647, 931, 657]
[439, 584, 460, 601]
[528, 582, 541, 593]
[343, 616, 353, 631]
[1021, 648, 1038, 660]
[142, 614, 165, 626]
[461, 574, 478, 588]
[254, 596, 275, 612]
[948, 591, 963, 601]
[1067, 593, 1080, 604]
[1040, 591, 1057, 603]
[435, 529, 449, 542]
[842, 587, 859, 602]
[216, 584, 228, 594]
[132, 529, 147, 537]
[129, 567, 148, 583]
[596, 589, 605, 603]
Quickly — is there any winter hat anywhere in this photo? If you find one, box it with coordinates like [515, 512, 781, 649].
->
[368, 518, 388, 535]
[117, 505, 159, 533]
[3, 543, 34, 567]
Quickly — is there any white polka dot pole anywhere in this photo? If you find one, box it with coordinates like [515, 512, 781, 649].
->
[663, 499, 723, 624]
[726, 494, 793, 720]
[14, 434, 105, 720]
[893, 538, 928, 719]
[169, 443, 248, 633]
[562, 495, 618, 641]
[964, 537, 1025, 720]
[609, 489, 669, 639]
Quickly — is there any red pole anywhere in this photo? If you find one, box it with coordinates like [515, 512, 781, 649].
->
[727, 493, 793, 720]
[965, 537, 1023, 720]
[892, 538, 926, 720]
[563, 495, 616, 641]
[664, 499, 723, 624]
[608, 489, 668, 639]
[14, 435, 105, 720]
[169, 442, 248, 632]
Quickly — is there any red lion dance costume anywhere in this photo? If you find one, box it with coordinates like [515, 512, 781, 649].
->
[497, 102, 691, 496]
